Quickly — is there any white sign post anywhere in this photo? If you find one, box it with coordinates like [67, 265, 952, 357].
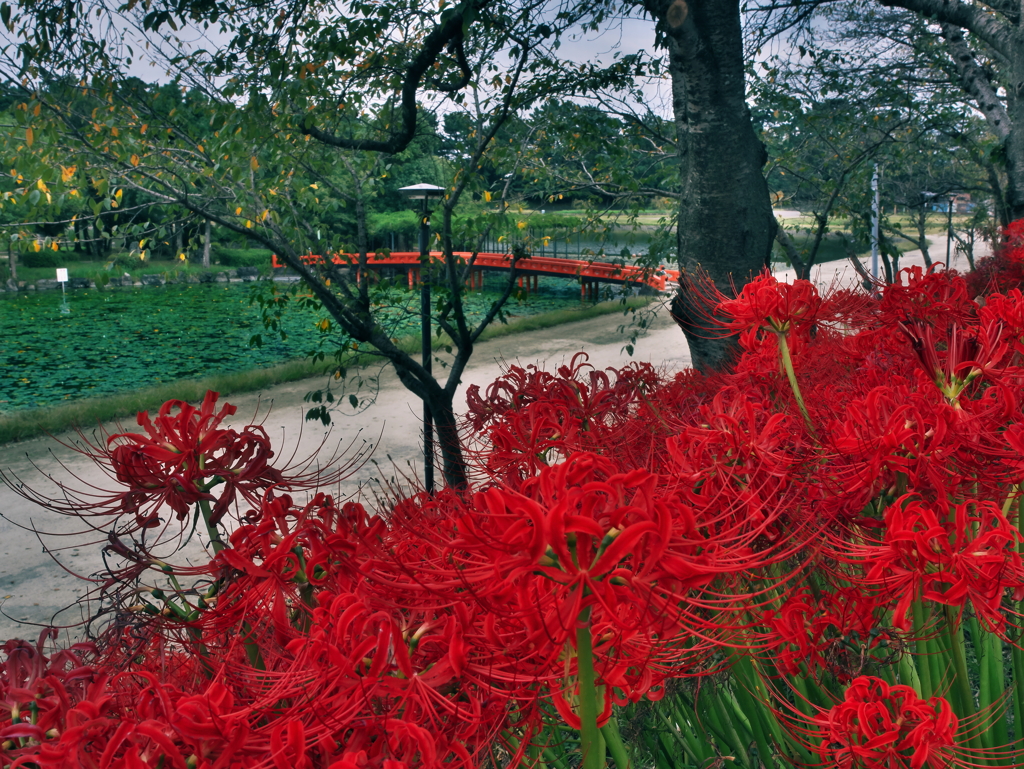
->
[56, 268, 70, 314]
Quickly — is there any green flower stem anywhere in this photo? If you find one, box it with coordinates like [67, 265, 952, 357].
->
[1013, 643, 1024, 751]
[786, 674, 816, 718]
[241, 621, 266, 671]
[776, 332, 815, 436]
[675, 687, 745, 763]
[600, 716, 631, 769]
[542, 745, 571, 769]
[653, 706, 702, 766]
[983, 627, 1010, 752]
[912, 601, 936, 698]
[729, 655, 779, 769]
[197, 499, 226, 554]
[897, 645, 923, 698]
[638, 731, 674, 769]
[709, 688, 751, 766]
[575, 617, 605, 769]
[668, 697, 714, 765]
[943, 606, 985, 755]
[972, 614, 995, 752]
[1013, 494, 1024, 751]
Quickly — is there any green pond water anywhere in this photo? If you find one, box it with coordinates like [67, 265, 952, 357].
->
[0, 280, 583, 412]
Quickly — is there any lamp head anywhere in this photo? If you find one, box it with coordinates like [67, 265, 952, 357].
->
[398, 183, 445, 202]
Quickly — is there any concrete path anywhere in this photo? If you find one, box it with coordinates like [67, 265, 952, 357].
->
[0, 233, 985, 642]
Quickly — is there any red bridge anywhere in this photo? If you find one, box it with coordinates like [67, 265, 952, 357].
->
[271, 251, 679, 300]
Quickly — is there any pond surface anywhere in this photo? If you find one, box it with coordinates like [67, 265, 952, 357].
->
[0, 280, 583, 412]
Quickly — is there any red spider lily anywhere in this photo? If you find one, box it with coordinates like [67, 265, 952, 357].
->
[854, 497, 1024, 634]
[879, 266, 978, 328]
[106, 391, 284, 526]
[2, 390, 362, 539]
[716, 272, 823, 341]
[812, 676, 958, 769]
[464, 354, 671, 484]
[830, 385, 971, 499]
[764, 587, 893, 682]
[1002, 219, 1024, 263]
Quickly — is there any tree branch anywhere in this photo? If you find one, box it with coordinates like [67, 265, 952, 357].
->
[940, 23, 1011, 141]
[301, 0, 483, 154]
[878, 0, 1011, 60]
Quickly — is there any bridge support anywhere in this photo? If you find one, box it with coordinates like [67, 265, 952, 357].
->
[581, 279, 599, 302]
[408, 268, 420, 289]
[517, 275, 539, 294]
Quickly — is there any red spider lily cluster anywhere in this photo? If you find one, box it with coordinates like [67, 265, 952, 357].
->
[965, 218, 1024, 297]
[9, 224, 1024, 768]
[810, 677, 958, 769]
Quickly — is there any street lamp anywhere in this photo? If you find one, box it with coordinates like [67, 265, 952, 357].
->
[946, 195, 956, 270]
[399, 183, 445, 493]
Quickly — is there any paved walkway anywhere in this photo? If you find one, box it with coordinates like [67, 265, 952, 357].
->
[0, 234, 986, 641]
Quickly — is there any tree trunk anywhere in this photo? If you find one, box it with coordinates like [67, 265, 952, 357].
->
[916, 209, 932, 267]
[202, 220, 211, 268]
[645, 0, 776, 372]
[987, 161, 1010, 229]
[429, 390, 468, 489]
[1005, 84, 1024, 220]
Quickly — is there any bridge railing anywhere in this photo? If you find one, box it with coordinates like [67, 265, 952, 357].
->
[270, 251, 678, 291]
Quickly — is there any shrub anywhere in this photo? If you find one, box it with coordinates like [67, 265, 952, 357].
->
[19, 250, 64, 268]
[211, 245, 273, 269]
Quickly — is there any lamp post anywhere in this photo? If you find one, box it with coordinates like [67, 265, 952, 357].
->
[398, 183, 445, 493]
[946, 195, 956, 270]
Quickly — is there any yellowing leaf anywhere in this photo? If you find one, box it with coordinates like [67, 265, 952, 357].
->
[140, 123, 148, 134]
[111, 126, 118, 137]
[115, 188, 123, 200]
[197, 144, 204, 153]
[60, 165, 76, 182]
[51, 241, 58, 251]
[24, 127, 33, 147]
[32, 240, 40, 252]
[516, 221, 526, 230]
[235, 207, 243, 215]
[259, 209, 269, 222]
[245, 220, 253, 229]
[130, 154, 140, 167]
[250, 156, 259, 171]
[32, 103, 40, 117]
[483, 191, 492, 202]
